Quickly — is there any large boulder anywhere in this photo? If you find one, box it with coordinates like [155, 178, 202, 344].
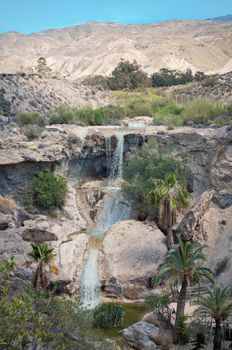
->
[49, 233, 90, 294]
[123, 322, 160, 350]
[98, 220, 166, 299]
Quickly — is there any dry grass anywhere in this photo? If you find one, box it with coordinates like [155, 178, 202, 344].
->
[0, 195, 16, 214]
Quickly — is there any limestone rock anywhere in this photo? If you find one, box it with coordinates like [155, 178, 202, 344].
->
[0, 227, 32, 290]
[98, 220, 166, 299]
[0, 213, 15, 230]
[49, 233, 90, 293]
[123, 321, 160, 350]
[22, 217, 63, 242]
[177, 190, 214, 241]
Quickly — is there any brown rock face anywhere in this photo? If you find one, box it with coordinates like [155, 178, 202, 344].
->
[98, 220, 166, 299]
[177, 190, 214, 242]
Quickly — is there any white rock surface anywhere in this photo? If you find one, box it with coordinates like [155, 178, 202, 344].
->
[98, 220, 166, 299]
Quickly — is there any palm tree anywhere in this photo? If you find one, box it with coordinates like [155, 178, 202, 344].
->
[148, 172, 189, 248]
[28, 243, 55, 290]
[154, 237, 213, 340]
[195, 285, 232, 350]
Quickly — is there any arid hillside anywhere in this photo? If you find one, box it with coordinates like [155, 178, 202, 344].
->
[0, 20, 232, 79]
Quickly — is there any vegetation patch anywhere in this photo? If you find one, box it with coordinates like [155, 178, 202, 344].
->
[122, 142, 187, 220]
[33, 171, 68, 210]
[16, 111, 47, 127]
[93, 303, 124, 329]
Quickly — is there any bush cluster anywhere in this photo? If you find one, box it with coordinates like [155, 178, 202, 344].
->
[16, 112, 47, 127]
[33, 171, 68, 210]
[122, 142, 187, 220]
[93, 303, 124, 329]
[48, 105, 126, 126]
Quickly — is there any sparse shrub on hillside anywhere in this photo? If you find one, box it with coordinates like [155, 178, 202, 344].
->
[0, 195, 16, 214]
[33, 172, 67, 209]
[122, 142, 187, 220]
[22, 124, 43, 139]
[36, 57, 52, 77]
[203, 75, 218, 87]
[16, 112, 47, 127]
[225, 103, 232, 116]
[93, 303, 124, 328]
[81, 75, 109, 89]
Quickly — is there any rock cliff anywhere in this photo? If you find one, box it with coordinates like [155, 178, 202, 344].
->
[0, 124, 232, 294]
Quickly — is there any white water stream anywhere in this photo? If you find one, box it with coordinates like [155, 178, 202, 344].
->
[79, 133, 130, 309]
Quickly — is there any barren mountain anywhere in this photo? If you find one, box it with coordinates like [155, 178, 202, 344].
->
[0, 20, 232, 79]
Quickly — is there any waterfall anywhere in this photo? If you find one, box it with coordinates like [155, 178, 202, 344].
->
[110, 134, 124, 178]
[79, 238, 101, 309]
[105, 135, 112, 177]
[79, 132, 129, 309]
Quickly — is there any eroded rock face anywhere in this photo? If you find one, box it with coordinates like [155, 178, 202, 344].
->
[98, 220, 166, 299]
[146, 125, 232, 207]
[123, 322, 160, 350]
[177, 190, 214, 242]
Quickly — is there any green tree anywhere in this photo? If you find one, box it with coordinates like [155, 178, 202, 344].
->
[108, 59, 150, 90]
[28, 243, 55, 290]
[122, 143, 187, 221]
[154, 237, 213, 341]
[195, 285, 232, 350]
[33, 171, 68, 209]
[148, 172, 189, 247]
[36, 57, 52, 76]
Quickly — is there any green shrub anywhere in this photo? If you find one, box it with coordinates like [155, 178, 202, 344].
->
[93, 303, 124, 328]
[16, 112, 47, 127]
[49, 105, 126, 126]
[22, 124, 42, 139]
[181, 100, 223, 124]
[122, 142, 187, 220]
[107, 59, 150, 90]
[33, 172, 68, 209]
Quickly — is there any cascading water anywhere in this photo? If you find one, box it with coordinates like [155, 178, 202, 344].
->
[79, 132, 130, 309]
[109, 134, 124, 178]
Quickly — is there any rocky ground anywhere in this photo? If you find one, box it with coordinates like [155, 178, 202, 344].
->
[0, 123, 232, 298]
[164, 72, 232, 103]
[166, 71, 232, 102]
[0, 73, 109, 115]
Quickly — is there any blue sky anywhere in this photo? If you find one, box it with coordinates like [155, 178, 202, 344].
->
[0, 0, 231, 34]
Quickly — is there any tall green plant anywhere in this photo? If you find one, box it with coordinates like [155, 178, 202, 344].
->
[148, 172, 189, 247]
[154, 237, 213, 341]
[93, 303, 124, 329]
[33, 171, 67, 209]
[122, 142, 187, 221]
[28, 243, 56, 290]
[195, 285, 232, 350]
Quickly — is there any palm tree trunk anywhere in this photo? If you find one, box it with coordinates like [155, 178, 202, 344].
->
[33, 263, 48, 290]
[166, 227, 174, 249]
[176, 278, 187, 319]
[174, 277, 187, 342]
[214, 318, 222, 350]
